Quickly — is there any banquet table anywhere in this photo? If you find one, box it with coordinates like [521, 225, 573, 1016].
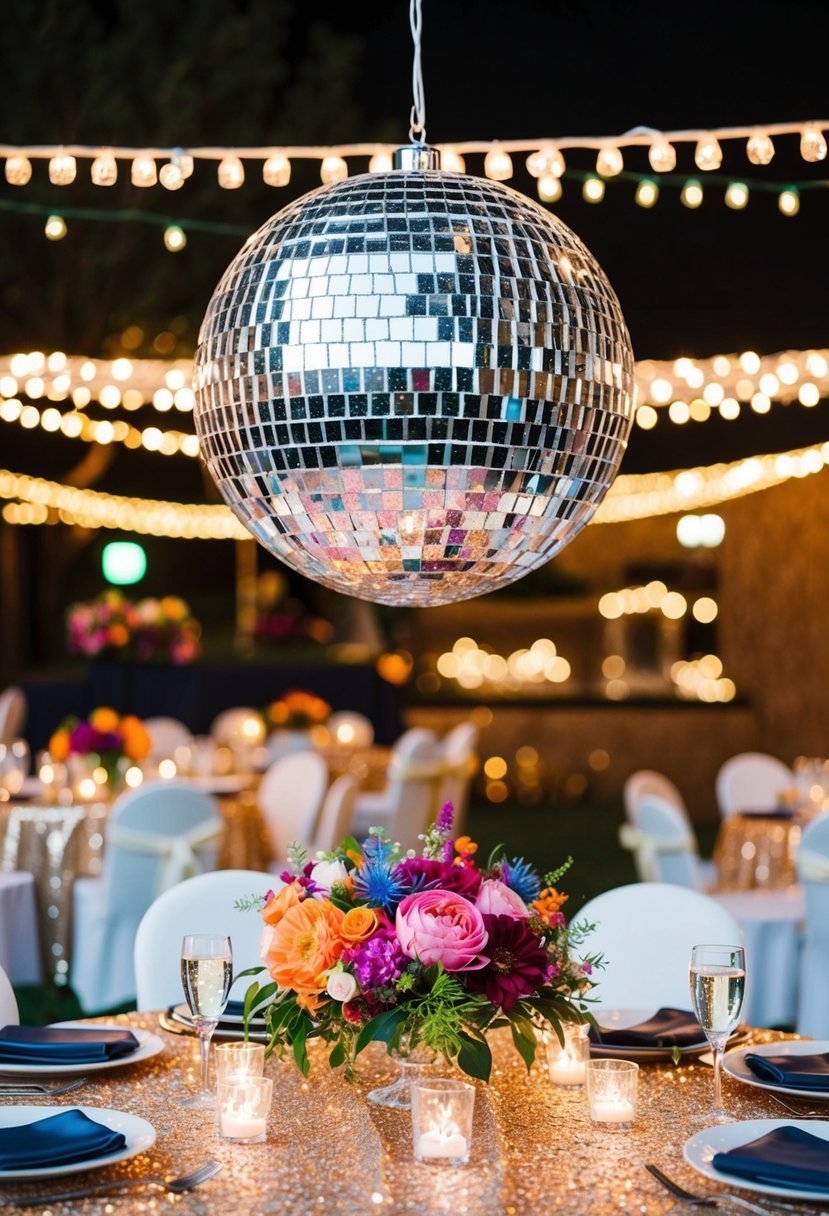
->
[713, 812, 802, 890]
[0, 1016, 807, 1215]
[711, 886, 805, 1028]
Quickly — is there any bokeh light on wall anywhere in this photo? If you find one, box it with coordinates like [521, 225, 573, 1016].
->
[101, 541, 147, 585]
[676, 513, 726, 548]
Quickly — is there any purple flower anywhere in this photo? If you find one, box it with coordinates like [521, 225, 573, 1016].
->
[393, 857, 482, 899]
[344, 928, 407, 990]
[464, 914, 549, 1011]
[436, 801, 455, 833]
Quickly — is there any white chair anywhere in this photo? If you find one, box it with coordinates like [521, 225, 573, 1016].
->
[350, 728, 441, 852]
[257, 751, 329, 868]
[0, 962, 19, 1025]
[624, 770, 686, 819]
[618, 795, 707, 889]
[70, 781, 223, 1012]
[712, 886, 804, 1028]
[0, 872, 42, 984]
[716, 752, 794, 818]
[578, 882, 743, 1011]
[211, 706, 266, 746]
[144, 716, 193, 757]
[134, 869, 275, 1010]
[327, 711, 374, 748]
[437, 721, 478, 833]
[796, 812, 829, 1036]
[312, 774, 359, 853]
[0, 687, 26, 744]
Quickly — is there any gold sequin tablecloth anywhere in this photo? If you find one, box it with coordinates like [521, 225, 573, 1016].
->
[0, 1018, 804, 1215]
[713, 812, 802, 890]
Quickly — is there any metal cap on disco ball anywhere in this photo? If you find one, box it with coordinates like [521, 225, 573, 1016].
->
[193, 146, 635, 606]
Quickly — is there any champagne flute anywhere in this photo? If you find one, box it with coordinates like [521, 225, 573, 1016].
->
[180, 934, 233, 1109]
[689, 943, 746, 1122]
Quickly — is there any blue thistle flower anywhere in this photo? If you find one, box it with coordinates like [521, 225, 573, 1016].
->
[352, 861, 406, 912]
[503, 856, 542, 903]
[360, 832, 397, 866]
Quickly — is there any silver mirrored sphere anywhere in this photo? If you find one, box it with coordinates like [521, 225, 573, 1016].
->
[194, 170, 635, 606]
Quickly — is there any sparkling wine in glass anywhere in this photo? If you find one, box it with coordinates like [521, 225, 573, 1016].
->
[180, 934, 232, 1109]
[689, 943, 746, 1122]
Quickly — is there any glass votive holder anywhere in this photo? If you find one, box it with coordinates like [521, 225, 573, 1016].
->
[586, 1059, 638, 1128]
[215, 1041, 266, 1081]
[547, 1022, 590, 1087]
[216, 1076, 273, 1143]
[411, 1079, 474, 1166]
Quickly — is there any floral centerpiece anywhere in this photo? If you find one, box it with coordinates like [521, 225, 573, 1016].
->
[236, 804, 598, 1089]
[48, 706, 151, 788]
[66, 591, 201, 664]
[264, 690, 332, 731]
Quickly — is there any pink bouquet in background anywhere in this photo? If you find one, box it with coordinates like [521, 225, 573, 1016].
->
[67, 591, 201, 665]
[235, 804, 600, 1082]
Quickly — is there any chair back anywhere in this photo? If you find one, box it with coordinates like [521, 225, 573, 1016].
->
[796, 812, 829, 1035]
[0, 963, 19, 1025]
[578, 882, 743, 1011]
[385, 729, 444, 852]
[144, 716, 193, 758]
[258, 751, 329, 860]
[210, 706, 265, 746]
[0, 687, 26, 745]
[438, 722, 478, 833]
[716, 752, 793, 817]
[313, 774, 359, 853]
[327, 712, 374, 748]
[134, 869, 275, 1010]
[619, 796, 703, 888]
[623, 770, 687, 822]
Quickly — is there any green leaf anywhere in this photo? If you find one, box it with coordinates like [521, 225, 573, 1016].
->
[457, 1031, 492, 1082]
[292, 1015, 311, 1076]
[509, 1018, 537, 1072]
[329, 1041, 346, 1068]
[354, 1006, 408, 1056]
[233, 965, 265, 982]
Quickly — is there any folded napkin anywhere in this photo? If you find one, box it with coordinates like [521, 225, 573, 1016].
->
[745, 1051, 829, 1091]
[0, 1026, 140, 1065]
[713, 1126, 829, 1191]
[0, 1108, 126, 1170]
[739, 807, 795, 820]
[590, 1007, 703, 1048]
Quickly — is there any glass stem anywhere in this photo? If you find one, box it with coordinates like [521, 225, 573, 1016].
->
[713, 1044, 723, 1111]
[198, 1026, 212, 1094]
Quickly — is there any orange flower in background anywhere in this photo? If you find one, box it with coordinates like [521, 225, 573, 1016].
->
[265, 689, 332, 730]
[120, 716, 151, 761]
[532, 886, 569, 924]
[453, 835, 478, 861]
[263, 897, 344, 1007]
[48, 728, 70, 761]
[340, 906, 379, 944]
[89, 706, 119, 733]
[107, 624, 130, 648]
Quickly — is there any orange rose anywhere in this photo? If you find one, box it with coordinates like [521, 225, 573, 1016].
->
[261, 882, 302, 926]
[89, 706, 119, 733]
[121, 717, 151, 761]
[48, 728, 70, 761]
[263, 898, 344, 1007]
[340, 906, 379, 944]
[107, 624, 129, 647]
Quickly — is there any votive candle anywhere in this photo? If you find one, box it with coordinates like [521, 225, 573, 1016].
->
[547, 1022, 590, 1087]
[586, 1059, 638, 1128]
[411, 1079, 475, 1166]
[217, 1077, 272, 1143]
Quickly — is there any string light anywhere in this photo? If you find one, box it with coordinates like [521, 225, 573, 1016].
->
[635, 179, 659, 207]
[5, 155, 32, 185]
[130, 155, 157, 187]
[724, 181, 749, 209]
[537, 174, 562, 203]
[437, 146, 465, 172]
[159, 161, 185, 190]
[648, 138, 676, 173]
[800, 124, 827, 162]
[319, 155, 347, 184]
[483, 146, 513, 180]
[368, 150, 393, 173]
[217, 155, 244, 188]
[681, 179, 703, 208]
[90, 150, 118, 186]
[526, 145, 565, 179]
[694, 135, 723, 170]
[163, 225, 186, 251]
[48, 153, 76, 185]
[746, 131, 775, 165]
[583, 177, 605, 203]
[596, 145, 624, 177]
[263, 151, 292, 185]
[44, 215, 67, 240]
[779, 187, 800, 216]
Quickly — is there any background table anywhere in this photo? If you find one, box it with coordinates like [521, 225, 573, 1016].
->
[713, 812, 802, 890]
[0, 1017, 799, 1214]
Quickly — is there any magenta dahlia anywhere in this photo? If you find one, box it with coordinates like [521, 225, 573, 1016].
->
[465, 914, 549, 1011]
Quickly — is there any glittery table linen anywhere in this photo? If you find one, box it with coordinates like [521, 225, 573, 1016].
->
[0, 1016, 803, 1215]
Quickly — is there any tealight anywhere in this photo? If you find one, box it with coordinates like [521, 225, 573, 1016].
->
[215, 1041, 266, 1082]
[217, 1076, 272, 1143]
[411, 1079, 474, 1166]
[586, 1059, 638, 1128]
[547, 1022, 590, 1087]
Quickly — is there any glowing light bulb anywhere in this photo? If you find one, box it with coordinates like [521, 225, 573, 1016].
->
[526, 145, 564, 178]
[681, 179, 703, 208]
[439, 147, 466, 173]
[596, 145, 623, 176]
[746, 131, 774, 165]
[90, 151, 118, 186]
[49, 154, 76, 185]
[800, 124, 827, 163]
[537, 174, 562, 202]
[635, 179, 659, 207]
[725, 182, 749, 210]
[5, 155, 32, 186]
[648, 139, 676, 173]
[159, 162, 184, 190]
[218, 155, 245, 188]
[368, 150, 392, 173]
[320, 156, 348, 184]
[263, 152, 291, 186]
[164, 225, 187, 251]
[778, 188, 800, 216]
[44, 215, 67, 240]
[582, 177, 605, 203]
[635, 405, 658, 430]
[131, 156, 157, 187]
[694, 136, 722, 171]
[484, 146, 513, 180]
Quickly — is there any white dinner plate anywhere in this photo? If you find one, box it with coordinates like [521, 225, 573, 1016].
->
[589, 1008, 710, 1062]
[167, 1002, 269, 1042]
[723, 1040, 829, 1100]
[0, 1104, 155, 1179]
[0, 1025, 164, 1077]
[684, 1118, 829, 1201]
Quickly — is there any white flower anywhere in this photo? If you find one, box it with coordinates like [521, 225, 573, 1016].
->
[326, 970, 358, 1002]
[311, 858, 348, 890]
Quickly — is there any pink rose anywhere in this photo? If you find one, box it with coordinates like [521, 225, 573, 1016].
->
[475, 878, 530, 920]
[395, 889, 489, 971]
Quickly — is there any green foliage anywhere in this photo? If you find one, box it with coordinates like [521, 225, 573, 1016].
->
[233, 894, 266, 913]
[286, 840, 310, 873]
[544, 857, 574, 888]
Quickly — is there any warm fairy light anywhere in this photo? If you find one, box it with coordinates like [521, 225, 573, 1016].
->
[163, 225, 187, 251]
[635, 179, 659, 207]
[131, 155, 157, 187]
[648, 138, 676, 172]
[44, 215, 67, 240]
[635, 405, 658, 429]
[689, 400, 710, 422]
[90, 150, 118, 186]
[320, 156, 348, 184]
[263, 152, 292, 185]
[368, 150, 393, 173]
[703, 382, 724, 406]
[49, 154, 76, 185]
[526, 145, 565, 179]
[111, 359, 132, 382]
[218, 156, 245, 189]
[751, 392, 771, 414]
[746, 132, 775, 165]
[5, 155, 32, 186]
[799, 382, 820, 407]
[681, 180, 703, 208]
[537, 174, 562, 203]
[676, 513, 725, 548]
[800, 124, 827, 162]
[739, 350, 761, 374]
[436, 635, 571, 693]
[668, 401, 690, 424]
[596, 145, 623, 176]
[159, 162, 184, 190]
[648, 378, 673, 404]
[483, 146, 513, 180]
[725, 182, 749, 210]
[692, 597, 719, 624]
[778, 188, 800, 216]
[438, 146, 465, 172]
[694, 136, 722, 170]
[583, 177, 605, 203]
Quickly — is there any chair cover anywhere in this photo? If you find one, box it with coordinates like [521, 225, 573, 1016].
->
[312, 774, 359, 854]
[437, 721, 478, 833]
[0, 687, 26, 746]
[257, 750, 329, 866]
[144, 716, 193, 758]
[797, 812, 829, 1036]
[713, 886, 804, 1027]
[716, 752, 794, 818]
[210, 706, 265, 745]
[0, 963, 18, 1026]
[618, 795, 704, 888]
[623, 770, 686, 819]
[350, 728, 441, 851]
[0, 872, 42, 984]
[327, 711, 374, 748]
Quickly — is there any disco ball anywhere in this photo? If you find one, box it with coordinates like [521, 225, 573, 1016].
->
[194, 161, 635, 606]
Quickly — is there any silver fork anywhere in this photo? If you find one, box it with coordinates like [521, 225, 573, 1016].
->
[766, 1092, 829, 1118]
[0, 1078, 88, 1097]
[645, 1163, 774, 1215]
[2, 1159, 223, 1206]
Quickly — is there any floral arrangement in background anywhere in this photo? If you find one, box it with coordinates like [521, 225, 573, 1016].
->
[48, 706, 151, 786]
[264, 689, 332, 731]
[67, 591, 201, 664]
[236, 804, 598, 1082]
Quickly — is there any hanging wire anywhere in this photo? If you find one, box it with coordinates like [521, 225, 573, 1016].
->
[408, 0, 426, 143]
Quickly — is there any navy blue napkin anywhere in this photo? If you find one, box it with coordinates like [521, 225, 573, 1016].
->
[590, 1007, 703, 1048]
[713, 1126, 829, 1191]
[745, 1051, 829, 1091]
[0, 1109, 126, 1170]
[0, 1026, 140, 1065]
